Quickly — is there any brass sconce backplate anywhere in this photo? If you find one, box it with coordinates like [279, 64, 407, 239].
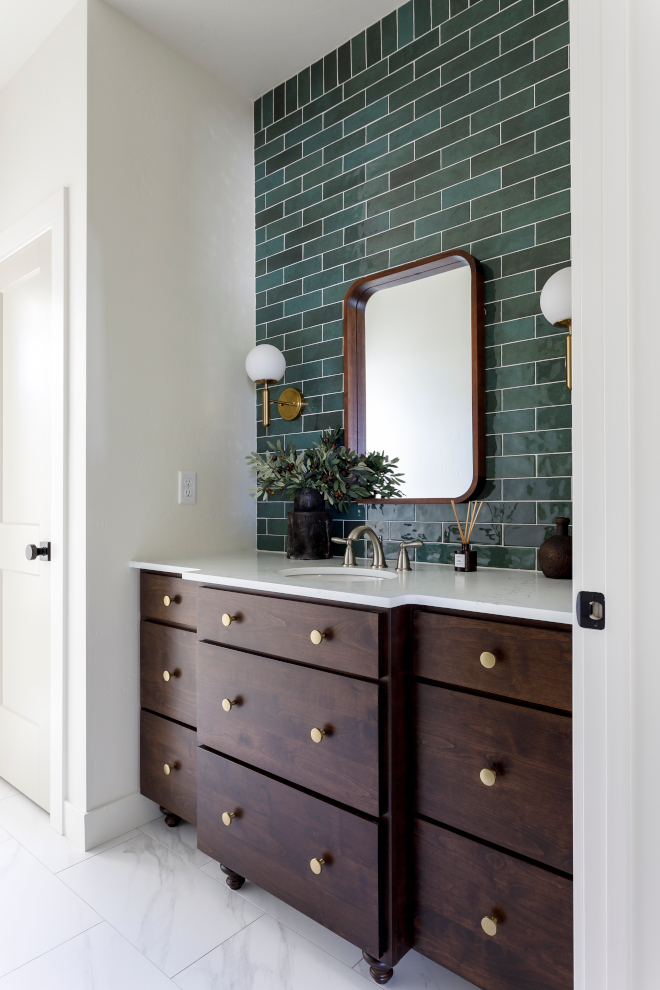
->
[278, 387, 305, 421]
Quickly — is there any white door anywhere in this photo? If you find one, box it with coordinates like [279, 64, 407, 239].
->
[0, 233, 52, 810]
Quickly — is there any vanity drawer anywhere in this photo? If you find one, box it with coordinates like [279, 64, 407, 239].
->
[197, 642, 379, 816]
[197, 747, 379, 955]
[140, 710, 197, 825]
[140, 622, 197, 726]
[415, 819, 573, 990]
[416, 684, 572, 872]
[197, 586, 381, 678]
[140, 573, 198, 628]
[413, 611, 572, 712]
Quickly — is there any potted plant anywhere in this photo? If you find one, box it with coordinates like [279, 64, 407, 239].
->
[246, 427, 404, 559]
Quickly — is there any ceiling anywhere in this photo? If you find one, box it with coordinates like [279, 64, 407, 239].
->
[0, 0, 80, 92]
[102, 0, 400, 99]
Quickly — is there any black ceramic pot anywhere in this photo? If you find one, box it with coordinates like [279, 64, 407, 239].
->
[538, 516, 572, 579]
[286, 488, 332, 560]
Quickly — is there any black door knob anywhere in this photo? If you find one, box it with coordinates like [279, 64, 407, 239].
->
[26, 543, 51, 561]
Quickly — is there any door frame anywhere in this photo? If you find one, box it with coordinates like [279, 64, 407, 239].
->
[0, 190, 68, 833]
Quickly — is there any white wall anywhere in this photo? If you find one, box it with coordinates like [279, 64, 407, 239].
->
[82, 0, 255, 839]
[0, 2, 89, 827]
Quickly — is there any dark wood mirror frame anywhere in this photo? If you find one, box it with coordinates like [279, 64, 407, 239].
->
[343, 249, 485, 504]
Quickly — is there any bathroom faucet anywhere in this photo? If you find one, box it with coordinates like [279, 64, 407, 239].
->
[331, 525, 388, 569]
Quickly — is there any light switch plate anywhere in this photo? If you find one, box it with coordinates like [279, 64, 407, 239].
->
[178, 471, 196, 504]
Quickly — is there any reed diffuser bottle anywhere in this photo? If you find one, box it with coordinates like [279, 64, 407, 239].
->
[451, 500, 483, 572]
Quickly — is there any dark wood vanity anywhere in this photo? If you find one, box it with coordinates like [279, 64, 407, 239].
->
[139, 569, 573, 989]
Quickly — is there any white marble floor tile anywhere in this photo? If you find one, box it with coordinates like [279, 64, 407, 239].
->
[0, 793, 141, 873]
[0, 839, 101, 978]
[59, 832, 263, 977]
[354, 948, 480, 988]
[0, 778, 18, 801]
[202, 864, 362, 969]
[173, 913, 369, 990]
[140, 817, 211, 868]
[0, 922, 175, 989]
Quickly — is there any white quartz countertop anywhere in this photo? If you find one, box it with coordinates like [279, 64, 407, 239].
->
[131, 550, 573, 625]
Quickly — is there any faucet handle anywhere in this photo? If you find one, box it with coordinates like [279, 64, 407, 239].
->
[331, 536, 356, 568]
[395, 540, 423, 572]
[331, 537, 348, 545]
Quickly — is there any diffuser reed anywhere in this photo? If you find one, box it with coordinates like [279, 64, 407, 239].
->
[451, 499, 483, 572]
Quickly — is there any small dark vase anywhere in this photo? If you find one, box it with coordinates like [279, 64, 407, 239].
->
[286, 488, 332, 560]
[538, 517, 572, 579]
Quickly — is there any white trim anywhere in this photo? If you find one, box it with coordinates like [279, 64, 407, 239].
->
[0, 190, 68, 834]
[63, 793, 160, 850]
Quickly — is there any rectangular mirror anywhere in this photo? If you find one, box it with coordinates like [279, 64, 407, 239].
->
[344, 250, 484, 503]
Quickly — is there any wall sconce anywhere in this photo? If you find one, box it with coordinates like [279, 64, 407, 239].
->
[539, 267, 572, 390]
[245, 344, 304, 428]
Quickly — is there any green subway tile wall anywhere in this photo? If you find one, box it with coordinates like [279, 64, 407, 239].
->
[253, 0, 570, 571]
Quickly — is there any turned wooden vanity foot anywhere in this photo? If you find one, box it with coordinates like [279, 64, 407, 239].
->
[362, 951, 393, 985]
[220, 864, 246, 890]
[159, 806, 181, 828]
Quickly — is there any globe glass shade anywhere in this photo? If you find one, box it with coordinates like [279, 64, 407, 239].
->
[539, 266, 571, 326]
[245, 344, 286, 383]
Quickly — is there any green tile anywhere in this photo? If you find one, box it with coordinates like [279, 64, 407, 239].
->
[485, 302, 502, 327]
[471, 0, 533, 46]
[398, 1, 415, 46]
[487, 409, 536, 434]
[322, 355, 344, 376]
[323, 280, 354, 304]
[536, 357, 567, 384]
[285, 150, 322, 182]
[471, 43, 534, 91]
[266, 517, 288, 536]
[367, 21, 382, 66]
[284, 327, 323, 349]
[442, 212, 501, 251]
[256, 301, 283, 324]
[485, 345, 501, 369]
[536, 117, 570, 152]
[391, 151, 440, 188]
[472, 134, 535, 177]
[368, 184, 416, 217]
[502, 333, 566, 364]
[415, 74, 470, 118]
[300, 122, 342, 157]
[324, 92, 366, 128]
[471, 180, 535, 219]
[345, 175, 390, 207]
[442, 38, 500, 86]
[323, 167, 366, 199]
[416, 543, 461, 565]
[268, 279, 302, 303]
[311, 61, 323, 101]
[367, 223, 415, 252]
[484, 271, 535, 303]
[256, 235, 284, 262]
[264, 314, 302, 336]
[344, 252, 390, 280]
[267, 212, 303, 240]
[441, 0, 499, 42]
[442, 81, 500, 127]
[296, 372, 344, 397]
[284, 256, 322, 282]
[486, 454, 536, 478]
[257, 500, 285, 517]
[536, 212, 570, 243]
[538, 453, 572, 476]
[471, 226, 535, 260]
[443, 125, 501, 168]
[323, 319, 344, 340]
[324, 204, 368, 234]
[535, 21, 570, 58]
[303, 266, 344, 293]
[366, 104, 414, 142]
[351, 32, 366, 76]
[303, 193, 343, 224]
[432, 0, 449, 26]
[390, 233, 444, 266]
[415, 118, 470, 158]
[344, 135, 389, 171]
[301, 160, 343, 192]
[257, 535, 285, 552]
[501, 290, 541, 320]
[367, 144, 416, 180]
[535, 67, 570, 105]
[382, 11, 398, 57]
[416, 160, 470, 198]
[267, 144, 304, 176]
[283, 290, 323, 316]
[256, 203, 284, 229]
[257, 270, 284, 293]
[345, 213, 390, 244]
[298, 67, 311, 107]
[536, 164, 570, 197]
[303, 338, 343, 362]
[389, 68, 442, 113]
[443, 522, 502, 545]
[265, 177, 301, 207]
[323, 241, 365, 268]
[502, 47, 568, 99]
[471, 88, 534, 133]
[389, 27, 439, 72]
[536, 501, 572, 522]
[502, 524, 548, 547]
[390, 110, 440, 151]
[502, 381, 571, 410]
[255, 135, 284, 167]
[415, 32, 469, 78]
[323, 130, 366, 164]
[501, 93, 568, 142]
[486, 362, 535, 390]
[303, 231, 343, 259]
[536, 403, 571, 430]
[502, 237, 570, 276]
[503, 476, 571, 500]
[416, 202, 471, 238]
[501, 0, 568, 54]
[503, 190, 569, 230]
[323, 391, 345, 412]
[503, 428, 571, 454]
[344, 98, 389, 137]
[414, 0, 432, 37]
[302, 86, 344, 123]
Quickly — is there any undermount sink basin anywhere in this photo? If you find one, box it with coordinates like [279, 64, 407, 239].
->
[278, 566, 398, 581]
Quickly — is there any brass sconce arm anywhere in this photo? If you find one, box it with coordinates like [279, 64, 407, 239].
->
[554, 318, 572, 391]
[257, 380, 304, 428]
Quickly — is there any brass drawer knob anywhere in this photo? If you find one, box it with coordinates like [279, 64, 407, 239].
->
[163, 595, 178, 607]
[163, 761, 180, 775]
[481, 916, 498, 937]
[162, 670, 175, 682]
[222, 812, 236, 826]
[222, 613, 236, 626]
[310, 629, 325, 645]
[310, 857, 326, 874]
[480, 768, 496, 787]
[222, 698, 237, 712]
[310, 727, 325, 743]
[480, 651, 496, 668]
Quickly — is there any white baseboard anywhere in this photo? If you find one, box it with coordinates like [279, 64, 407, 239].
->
[64, 791, 161, 850]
